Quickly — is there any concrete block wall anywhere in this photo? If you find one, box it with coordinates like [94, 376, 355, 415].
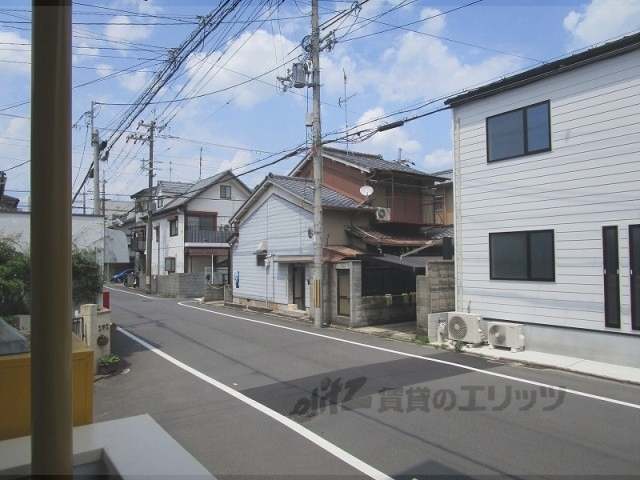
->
[157, 273, 206, 298]
[203, 283, 226, 302]
[358, 295, 416, 327]
[416, 259, 455, 336]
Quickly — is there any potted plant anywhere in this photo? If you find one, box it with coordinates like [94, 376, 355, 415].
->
[96, 334, 109, 346]
[98, 353, 120, 375]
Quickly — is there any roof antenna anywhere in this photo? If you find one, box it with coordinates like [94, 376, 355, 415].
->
[199, 147, 202, 180]
[338, 69, 356, 154]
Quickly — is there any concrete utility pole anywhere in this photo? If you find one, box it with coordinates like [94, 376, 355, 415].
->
[91, 101, 100, 215]
[128, 120, 163, 294]
[311, 0, 324, 328]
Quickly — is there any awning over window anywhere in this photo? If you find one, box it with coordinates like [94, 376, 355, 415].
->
[273, 247, 368, 264]
[274, 255, 313, 263]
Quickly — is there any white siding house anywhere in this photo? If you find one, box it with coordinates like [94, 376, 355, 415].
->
[445, 33, 640, 366]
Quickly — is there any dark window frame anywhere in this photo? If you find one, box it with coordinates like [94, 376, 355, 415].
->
[256, 253, 266, 267]
[630, 225, 640, 330]
[489, 230, 555, 281]
[220, 185, 231, 199]
[486, 100, 551, 162]
[169, 218, 178, 237]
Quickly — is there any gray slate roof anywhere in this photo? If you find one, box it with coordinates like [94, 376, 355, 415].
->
[322, 146, 433, 176]
[268, 174, 363, 209]
[158, 171, 230, 212]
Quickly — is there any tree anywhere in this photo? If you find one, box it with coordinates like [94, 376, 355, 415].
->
[0, 235, 30, 315]
[71, 247, 103, 307]
[0, 235, 104, 315]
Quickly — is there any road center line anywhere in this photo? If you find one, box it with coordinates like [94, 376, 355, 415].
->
[177, 301, 640, 410]
[117, 326, 393, 480]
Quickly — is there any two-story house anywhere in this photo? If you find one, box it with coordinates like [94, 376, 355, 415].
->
[131, 171, 251, 296]
[229, 147, 450, 327]
[444, 33, 639, 367]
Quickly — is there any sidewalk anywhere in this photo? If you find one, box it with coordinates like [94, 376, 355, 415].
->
[347, 322, 640, 385]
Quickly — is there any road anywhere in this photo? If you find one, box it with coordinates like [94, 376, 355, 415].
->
[95, 286, 640, 479]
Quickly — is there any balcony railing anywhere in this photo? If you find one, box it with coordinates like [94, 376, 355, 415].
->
[185, 227, 231, 243]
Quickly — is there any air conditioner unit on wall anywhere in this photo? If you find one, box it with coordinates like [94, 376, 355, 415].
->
[447, 312, 484, 344]
[487, 322, 525, 352]
[375, 207, 391, 222]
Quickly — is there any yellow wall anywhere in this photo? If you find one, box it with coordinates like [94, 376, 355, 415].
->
[0, 335, 94, 441]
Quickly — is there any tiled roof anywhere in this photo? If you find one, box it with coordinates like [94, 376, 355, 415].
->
[159, 171, 229, 211]
[323, 146, 430, 175]
[268, 174, 363, 209]
[422, 225, 454, 240]
[345, 225, 442, 247]
[157, 181, 191, 196]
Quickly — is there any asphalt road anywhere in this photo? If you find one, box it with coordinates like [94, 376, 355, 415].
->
[95, 286, 640, 479]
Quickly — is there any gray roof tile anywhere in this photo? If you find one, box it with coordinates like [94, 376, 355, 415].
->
[268, 174, 362, 209]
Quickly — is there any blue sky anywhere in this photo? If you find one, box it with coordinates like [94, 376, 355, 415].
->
[1, 0, 638, 214]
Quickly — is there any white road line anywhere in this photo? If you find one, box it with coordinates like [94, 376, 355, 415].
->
[105, 286, 154, 299]
[117, 327, 393, 480]
[177, 301, 640, 411]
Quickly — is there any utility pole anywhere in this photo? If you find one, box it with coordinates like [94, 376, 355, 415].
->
[128, 120, 164, 294]
[91, 101, 100, 215]
[311, 0, 324, 328]
[277, 0, 340, 327]
[90, 100, 108, 215]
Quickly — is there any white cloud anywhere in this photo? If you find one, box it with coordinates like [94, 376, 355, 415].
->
[354, 107, 421, 160]
[354, 7, 523, 104]
[185, 29, 300, 108]
[95, 63, 115, 78]
[105, 15, 153, 49]
[118, 70, 149, 92]
[422, 148, 452, 174]
[0, 31, 30, 75]
[563, 0, 640, 49]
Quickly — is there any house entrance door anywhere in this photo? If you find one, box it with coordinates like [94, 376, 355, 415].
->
[337, 269, 350, 317]
[292, 265, 305, 310]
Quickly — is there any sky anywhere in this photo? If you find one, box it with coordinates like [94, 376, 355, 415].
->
[1, 0, 639, 215]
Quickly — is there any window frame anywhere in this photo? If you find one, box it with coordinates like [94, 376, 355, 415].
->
[489, 229, 555, 282]
[169, 218, 178, 237]
[486, 100, 551, 162]
[220, 184, 231, 199]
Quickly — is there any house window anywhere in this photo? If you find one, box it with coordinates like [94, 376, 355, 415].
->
[490, 230, 555, 281]
[256, 253, 266, 267]
[169, 218, 178, 236]
[155, 226, 159, 243]
[165, 257, 176, 273]
[487, 101, 551, 162]
[158, 197, 164, 208]
[220, 185, 231, 199]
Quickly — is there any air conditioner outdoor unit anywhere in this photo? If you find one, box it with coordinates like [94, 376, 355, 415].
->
[487, 322, 525, 352]
[447, 312, 484, 344]
[375, 207, 391, 222]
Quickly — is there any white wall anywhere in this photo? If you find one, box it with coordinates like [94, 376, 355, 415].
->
[0, 212, 105, 264]
[233, 190, 314, 307]
[453, 50, 640, 333]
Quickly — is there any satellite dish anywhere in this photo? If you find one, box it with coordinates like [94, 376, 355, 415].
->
[359, 185, 374, 197]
